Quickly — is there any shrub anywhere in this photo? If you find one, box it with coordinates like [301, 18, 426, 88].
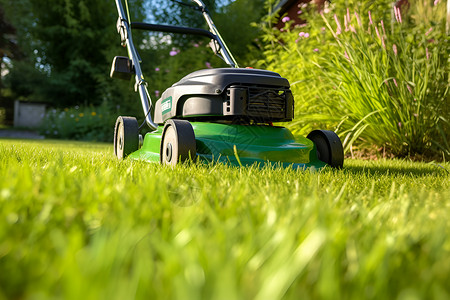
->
[39, 102, 118, 142]
[258, 0, 449, 159]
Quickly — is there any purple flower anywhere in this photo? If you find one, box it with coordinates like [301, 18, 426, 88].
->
[304, 33, 309, 38]
[282, 16, 290, 23]
[193, 43, 199, 48]
[299, 32, 305, 37]
[155, 90, 160, 97]
[297, 10, 302, 14]
[169, 50, 178, 56]
[205, 62, 212, 68]
[155, 67, 160, 72]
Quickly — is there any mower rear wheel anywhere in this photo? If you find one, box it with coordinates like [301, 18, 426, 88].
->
[307, 130, 344, 168]
[114, 116, 139, 160]
[160, 119, 196, 165]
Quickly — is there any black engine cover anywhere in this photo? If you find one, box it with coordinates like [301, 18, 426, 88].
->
[153, 68, 294, 124]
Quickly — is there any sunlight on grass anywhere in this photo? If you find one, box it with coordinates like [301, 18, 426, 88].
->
[0, 139, 449, 299]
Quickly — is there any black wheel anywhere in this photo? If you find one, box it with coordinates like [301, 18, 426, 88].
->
[307, 130, 344, 168]
[160, 119, 196, 165]
[114, 116, 139, 160]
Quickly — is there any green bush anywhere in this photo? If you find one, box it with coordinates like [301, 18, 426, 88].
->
[258, 0, 449, 159]
[39, 102, 118, 142]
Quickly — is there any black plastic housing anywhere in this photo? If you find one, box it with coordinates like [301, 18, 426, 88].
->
[153, 68, 294, 124]
[110, 56, 134, 80]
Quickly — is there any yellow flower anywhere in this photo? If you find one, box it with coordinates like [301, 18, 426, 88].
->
[75, 118, 79, 122]
[91, 112, 97, 116]
[64, 108, 69, 112]
[79, 113, 84, 117]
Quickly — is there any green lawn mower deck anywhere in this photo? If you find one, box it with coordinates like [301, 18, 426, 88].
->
[111, 0, 344, 169]
[129, 122, 328, 169]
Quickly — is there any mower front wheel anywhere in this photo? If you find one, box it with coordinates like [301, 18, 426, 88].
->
[114, 116, 139, 160]
[307, 130, 344, 168]
[160, 119, 196, 165]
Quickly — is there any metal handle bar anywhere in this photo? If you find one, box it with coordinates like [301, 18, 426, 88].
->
[190, 0, 239, 68]
[115, 0, 158, 131]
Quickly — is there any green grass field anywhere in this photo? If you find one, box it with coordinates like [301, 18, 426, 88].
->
[0, 139, 449, 300]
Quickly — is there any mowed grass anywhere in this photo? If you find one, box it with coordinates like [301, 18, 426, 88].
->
[0, 139, 449, 300]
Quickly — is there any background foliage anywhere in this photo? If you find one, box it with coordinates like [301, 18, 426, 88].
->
[257, 0, 449, 159]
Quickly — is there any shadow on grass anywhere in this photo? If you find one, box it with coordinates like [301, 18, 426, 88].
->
[342, 161, 449, 177]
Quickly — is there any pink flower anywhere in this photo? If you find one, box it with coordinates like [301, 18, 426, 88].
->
[394, 6, 402, 23]
[155, 67, 160, 72]
[205, 62, 212, 68]
[193, 43, 199, 48]
[344, 51, 350, 61]
[407, 85, 413, 95]
[368, 11, 373, 25]
[314, 48, 319, 52]
[282, 16, 290, 23]
[344, 14, 349, 31]
[393, 44, 398, 56]
[398, 122, 402, 128]
[169, 50, 178, 56]
[434, 0, 439, 5]
[304, 32, 310, 38]
[375, 26, 381, 40]
[380, 20, 386, 37]
[321, 27, 326, 31]
[155, 90, 160, 97]
[299, 32, 305, 37]
[425, 27, 433, 36]
[426, 47, 430, 60]
[297, 10, 302, 14]
[393, 78, 398, 87]
[355, 12, 362, 28]
[334, 14, 342, 34]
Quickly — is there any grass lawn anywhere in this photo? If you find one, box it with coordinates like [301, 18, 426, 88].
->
[0, 139, 449, 300]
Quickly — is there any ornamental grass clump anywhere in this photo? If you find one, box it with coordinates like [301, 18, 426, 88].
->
[321, 2, 449, 158]
[258, 1, 449, 159]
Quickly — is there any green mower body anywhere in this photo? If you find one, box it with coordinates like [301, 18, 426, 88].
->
[129, 122, 327, 170]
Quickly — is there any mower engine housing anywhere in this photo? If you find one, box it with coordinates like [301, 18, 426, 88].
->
[153, 68, 294, 124]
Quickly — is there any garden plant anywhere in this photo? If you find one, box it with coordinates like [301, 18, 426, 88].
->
[258, 0, 449, 159]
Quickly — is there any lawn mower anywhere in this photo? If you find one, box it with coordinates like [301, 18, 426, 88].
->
[111, 0, 344, 169]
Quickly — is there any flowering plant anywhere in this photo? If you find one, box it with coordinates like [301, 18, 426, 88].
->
[258, 0, 449, 159]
